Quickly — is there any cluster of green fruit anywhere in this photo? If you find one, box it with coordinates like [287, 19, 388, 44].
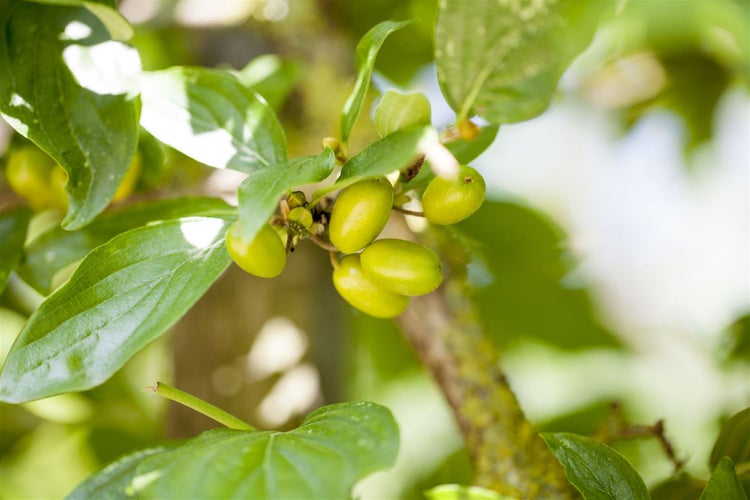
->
[226, 164, 486, 318]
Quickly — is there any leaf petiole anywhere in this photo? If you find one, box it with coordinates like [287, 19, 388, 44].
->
[149, 382, 255, 431]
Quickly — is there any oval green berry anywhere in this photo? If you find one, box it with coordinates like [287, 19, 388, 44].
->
[6, 146, 68, 211]
[422, 165, 486, 225]
[226, 222, 286, 278]
[328, 177, 394, 254]
[360, 239, 442, 296]
[333, 254, 409, 318]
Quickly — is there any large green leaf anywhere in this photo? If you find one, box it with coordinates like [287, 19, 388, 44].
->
[541, 432, 649, 500]
[139, 67, 286, 173]
[700, 457, 748, 500]
[237, 149, 334, 241]
[435, 0, 607, 123]
[125, 402, 398, 499]
[66, 446, 172, 500]
[340, 20, 412, 144]
[0, 0, 140, 229]
[710, 407, 750, 469]
[17, 197, 233, 295]
[0, 207, 32, 293]
[0, 216, 233, 403]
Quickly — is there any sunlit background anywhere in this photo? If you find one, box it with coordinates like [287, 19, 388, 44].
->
[0, 0, 748, 498]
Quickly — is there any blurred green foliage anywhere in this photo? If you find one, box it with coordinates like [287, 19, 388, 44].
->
[596, 0, 748, 152]
[459, 200, 620, 350]
[325, 0, 436, 85]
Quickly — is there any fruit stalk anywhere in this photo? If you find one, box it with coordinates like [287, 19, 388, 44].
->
[395, 232, 575, 499]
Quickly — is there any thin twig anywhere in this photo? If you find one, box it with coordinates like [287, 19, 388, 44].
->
[393, 206, 425, 217]
[310, 234, 338, 252]
[594, 403, 685, 472]
[328, 250, 339, 270]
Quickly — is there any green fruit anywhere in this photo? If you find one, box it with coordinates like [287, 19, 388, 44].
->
[422, 165, 486, 225]
[226, 222, 286, 278]
[333, 254, 409, 318]
[112, 151, 141, 203]
[360, 239, 442, 296]
[329, 177, 393, 254]
[6, 146, 68, 211]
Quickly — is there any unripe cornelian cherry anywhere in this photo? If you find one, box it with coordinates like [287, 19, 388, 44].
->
[6, 146, 68, 211]
[332, 254, 409, 318]
[112, 151, 142, 203]
[225, 222, 286, 278]
[360, 239, 442, 296]
[422, 165, 485, 225]
[328, 177, 393, 254]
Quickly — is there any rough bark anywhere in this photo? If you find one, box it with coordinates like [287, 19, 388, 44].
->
[396, 229, 576, 499]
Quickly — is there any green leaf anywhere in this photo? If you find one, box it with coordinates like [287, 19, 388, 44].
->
[710, 407, 750, 469]
[435, 0, 608, 123]
[134, 127, 168, 191]
[0, 216, 233, 403]
[340, 20, 412, 144]
[447, 125, 499, 164]
[128, 402, 398, 499]
[727, 315, 750, 361]
[700, 457, 748, 500]
[541, 432, 649, 500]
[139, 67, 286, 173]
[66, 446, 172, 500]
[237, 149, 334, 241]
[0, 0, 140, 229]
[234, 54, 302, 111]
[374, 90, 431, 138]
[82, 2, 134, 41]
[314, 126, 434, 201]
[650, 473, 708, 500]
[0, 207, 32, 294]
[22, 0, 129, 36]
[17, 197, 233, 295]
[424, 484, 509, 500]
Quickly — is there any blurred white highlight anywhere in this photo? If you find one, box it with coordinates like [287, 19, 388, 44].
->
[245, 316, 308, 381]
[119, 0, 160, 25]
[418, 132, 459, 179]
[174, 0, 254, 27]
[61, 21, 91, 41]
[179, 218, 224, 249]
[63, 42, 141, 95]
[257, 364, 320, 427]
